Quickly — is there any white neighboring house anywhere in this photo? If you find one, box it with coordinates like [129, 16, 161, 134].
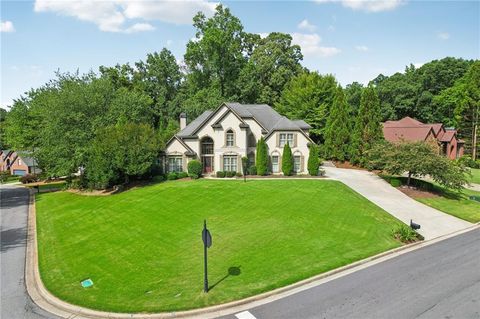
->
[163, 102, 314, 175]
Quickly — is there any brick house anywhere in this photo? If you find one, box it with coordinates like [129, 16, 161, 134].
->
[0, 150, 41, 176]
[382, 117, 464, 159]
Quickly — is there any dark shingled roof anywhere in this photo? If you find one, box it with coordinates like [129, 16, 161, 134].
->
[177, 110, 213, 137]
[177, 103, 310, 138]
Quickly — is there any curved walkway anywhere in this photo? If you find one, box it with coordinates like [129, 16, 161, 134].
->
[324, 167, 473, 240]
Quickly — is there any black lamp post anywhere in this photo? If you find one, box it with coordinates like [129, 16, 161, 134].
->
[202, 220, 212, 293]
[241, 156, 248, 183]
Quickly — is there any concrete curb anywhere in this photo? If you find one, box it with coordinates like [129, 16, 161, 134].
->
[25, 189, 480, 319]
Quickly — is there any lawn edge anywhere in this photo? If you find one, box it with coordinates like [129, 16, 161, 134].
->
[26, 188, 480, 319]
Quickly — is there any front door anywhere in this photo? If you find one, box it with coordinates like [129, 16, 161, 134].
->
[202, 156, 213, 173]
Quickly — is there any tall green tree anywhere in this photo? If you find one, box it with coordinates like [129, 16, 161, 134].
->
[87, 123, 159, 188]
[276, 72, 337, 141]
[238, 32, 304, 106]
[184, 4, 248, 99]
[350, 85, 383, 165]
[307, 144, 320, 176]
[256, 137, 268, 175]
[324, 86, 352, 161]
[134, 49, 182, 127]
[281, 143, 293, 176]
[344, 82, 363, 116]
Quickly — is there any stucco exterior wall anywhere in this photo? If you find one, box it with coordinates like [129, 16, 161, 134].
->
[265, 131, 310, 174]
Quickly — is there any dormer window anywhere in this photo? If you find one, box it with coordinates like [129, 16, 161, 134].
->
[226, 129, 234, 147]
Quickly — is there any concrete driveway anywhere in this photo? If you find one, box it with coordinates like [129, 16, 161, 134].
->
[1, 184, 60, 319]
[324, 167, 473, 240]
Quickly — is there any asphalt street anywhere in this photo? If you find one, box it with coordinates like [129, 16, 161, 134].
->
[1, 184, 59, 319]
[221, 227, 480, 319]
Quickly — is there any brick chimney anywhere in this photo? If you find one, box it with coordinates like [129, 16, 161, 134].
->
[180, 112, 187, 130]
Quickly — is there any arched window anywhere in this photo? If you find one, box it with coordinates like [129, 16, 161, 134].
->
[226, 129, 235, 147]
[200, 136, 214, 173]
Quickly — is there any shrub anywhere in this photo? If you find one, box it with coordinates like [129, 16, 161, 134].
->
[167, 172, 178, 180]
[0, 171, 11, 183]
[226, 171, 236, 178]
[390, 178, 402, 187]
[236, 172, 242, 177]
[282, 143, 293, 176]
[392, 225, 422, 243]
[189, 173, 200, 179]
[256, 137, 269, 175]
[307, 144, 320, 176]
[216, 171, 225, 178]
[152, 175, 165, 183]
[187, 160, 203, 177]
[247, 165, 257, 175]
[458, 155, 480, 168]
[20, 174, 39, 184]
[177, 172, 189, 179]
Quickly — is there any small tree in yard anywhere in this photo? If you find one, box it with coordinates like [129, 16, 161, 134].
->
[256, 137, 269, 175]
[368, 141, 469, 190]
[307, 144, 320, 176]
[282, 143, 293, 176]
[187, 160, 202, 179]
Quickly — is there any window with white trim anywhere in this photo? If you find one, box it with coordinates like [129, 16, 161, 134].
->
[223, 155, 237, 172]
[168, 156, 183, 172]
[271, 155, 279, 173]
[279, 133, 294, 147]
[226, 130, 234, 147]
[294, 155, 301, 173]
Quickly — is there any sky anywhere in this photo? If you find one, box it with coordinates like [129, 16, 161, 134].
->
[1, 0, 479, 108]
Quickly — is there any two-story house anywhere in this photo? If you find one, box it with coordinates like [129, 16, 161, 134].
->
[163, 102, 314, 175]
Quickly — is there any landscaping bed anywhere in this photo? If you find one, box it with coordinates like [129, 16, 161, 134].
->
[381, 175, 480, 223]
[36, 179, 403, 312]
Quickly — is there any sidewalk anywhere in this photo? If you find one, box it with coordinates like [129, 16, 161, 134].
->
[324, 167, 473, 240]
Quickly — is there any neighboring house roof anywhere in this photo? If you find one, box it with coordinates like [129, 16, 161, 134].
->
[1, 150, 12, 161]
[177, 102, 310, 140]
[439, 130, 455, 142]
[383, 117, 460, 145]
[383, 126, 434, 142]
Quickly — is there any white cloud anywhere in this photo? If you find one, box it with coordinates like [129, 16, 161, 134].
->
[291, 33, 341, 58]
[437, 32, 450, 40]
[124, 23, 155, 34]
[355, 45, 369, 52]
[315, 0, 405, 12]
[298, 19, 317, 32]
[413, 62, 424, 68]
[34, 0, 218, 33]
[1, 20, 15, 32]
[258, 32, 269, 39]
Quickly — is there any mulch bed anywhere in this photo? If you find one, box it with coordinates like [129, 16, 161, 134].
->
[396, 186, 439, 199]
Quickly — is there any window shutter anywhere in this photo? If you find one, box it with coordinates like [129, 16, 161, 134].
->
[276, 134, 280, 147]
[294, 134, 298, 148]
[300, 155, 305, 173]
[278, 154, 282, 173]
[183, 155, 187, 172]
[237, 154, 242, 173]
[219, 155, 223, 172]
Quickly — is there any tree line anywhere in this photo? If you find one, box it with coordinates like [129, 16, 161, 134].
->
[1, 4, 478, 188]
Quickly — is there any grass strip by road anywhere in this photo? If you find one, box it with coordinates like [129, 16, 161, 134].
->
[36, 179, 403, 313]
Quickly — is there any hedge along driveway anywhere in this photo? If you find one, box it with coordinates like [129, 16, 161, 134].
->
[35, 179, 403, 313]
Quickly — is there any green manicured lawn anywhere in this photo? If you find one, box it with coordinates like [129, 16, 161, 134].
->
[36, 180, 403, 313]
[468, 168, 480, 184]
[417, 187, 480, 223]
